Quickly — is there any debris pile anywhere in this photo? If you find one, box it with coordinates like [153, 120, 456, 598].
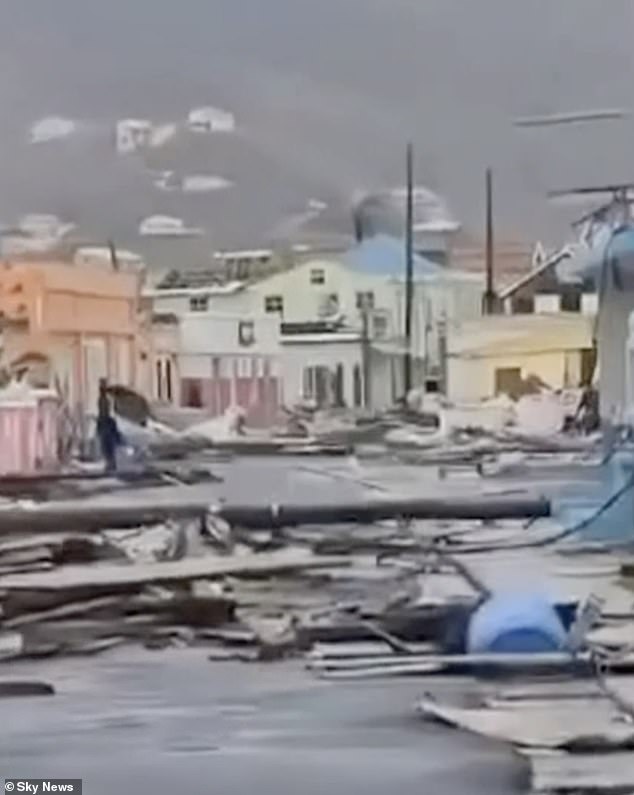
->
[0, 491, 552, 665]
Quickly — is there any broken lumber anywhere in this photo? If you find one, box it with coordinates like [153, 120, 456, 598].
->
[418, 697, 634, 750]
[0, 494, 551, 534]
[0, 550, 349, 593]
[312, 651, 634, 679]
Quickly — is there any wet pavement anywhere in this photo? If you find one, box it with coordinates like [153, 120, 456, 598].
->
[1, 649, 526, 795]
[0, 455, 553, 792]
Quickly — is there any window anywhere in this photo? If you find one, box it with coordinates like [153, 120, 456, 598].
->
[183, 379, 202, 408]
[319, 293, 339, 317]
[353, 364, 363, 408]
[189, 295, 209, 312]
[165, 359, 173, 402]
[264, 294, 284, 313]
[236, 357, 253, 378]
[156, 360, 163, 400]
[302, 367, 316, 398]
[511, 295, 534, 314]
[356, 291, 375, 309]
[238, 320, 255, 347]
[561, 288, 582, 313]
[310, 268, 325, 285]
[372, 314, 388, 339]
[495, 367, 523, 399]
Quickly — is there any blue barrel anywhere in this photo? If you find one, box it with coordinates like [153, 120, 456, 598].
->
[467, 592, 567, 654]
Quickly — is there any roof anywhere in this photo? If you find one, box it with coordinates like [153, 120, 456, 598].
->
[281, 332, 361, 345]
[343, 234, 442, 279]
[153, 269, 244, 293]
[498, 248, 572, 299]
[448, 313, 593, 359]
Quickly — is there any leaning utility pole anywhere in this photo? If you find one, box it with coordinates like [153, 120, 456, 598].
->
[483, 167, 496, 314]
[404, 142, 414, 394]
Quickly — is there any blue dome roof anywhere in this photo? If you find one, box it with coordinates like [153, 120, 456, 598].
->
[344, 234, 441, 279]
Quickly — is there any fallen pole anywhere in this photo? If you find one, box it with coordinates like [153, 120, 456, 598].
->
[0, 495, 551, 534]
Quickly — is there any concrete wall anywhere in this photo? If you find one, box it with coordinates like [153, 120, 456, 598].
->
[447, 350, 574, 403]
[446, 314, 593, 403]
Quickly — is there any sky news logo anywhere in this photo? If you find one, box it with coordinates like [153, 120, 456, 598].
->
[5, 782, 82, 794]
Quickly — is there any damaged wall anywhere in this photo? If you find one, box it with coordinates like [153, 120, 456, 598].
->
[0, 261, 146, 415]
[446, 314, 594, 403]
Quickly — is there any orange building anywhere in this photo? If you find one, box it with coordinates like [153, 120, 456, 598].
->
[0, 261, 148, 414]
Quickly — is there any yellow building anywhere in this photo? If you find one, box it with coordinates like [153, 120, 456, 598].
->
[446, 313, 595, 403]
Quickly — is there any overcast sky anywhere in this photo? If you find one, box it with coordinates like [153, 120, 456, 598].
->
[0, 0, 633, 255]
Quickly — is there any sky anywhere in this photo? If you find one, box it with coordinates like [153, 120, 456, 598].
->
[0, 0, 633, 262]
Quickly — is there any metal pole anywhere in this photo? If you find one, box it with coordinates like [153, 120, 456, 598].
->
[484, 167, 495, 314]
[361, 306, 371, 407]
[404, 142, 414, 393]
[0, 495, 552, 534]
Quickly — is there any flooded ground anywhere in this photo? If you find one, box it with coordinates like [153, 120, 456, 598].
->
[1, 649, 525, 795]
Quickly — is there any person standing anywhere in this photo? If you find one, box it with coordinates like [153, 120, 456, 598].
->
[96, 379, 120, 473]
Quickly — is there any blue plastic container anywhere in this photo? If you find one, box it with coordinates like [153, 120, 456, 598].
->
[467, 592, 567, 654]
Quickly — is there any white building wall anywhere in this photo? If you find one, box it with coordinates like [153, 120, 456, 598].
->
[281, 341, 362, 407]
[178, 312, 280, 356]
[150, 289, 255, 317]
[447, 351, 569, 403]
[250, 259, 482, 359]
[246, 259, 390, 323]
[581, 293, 599, 316]
[534, 294, 561, 313]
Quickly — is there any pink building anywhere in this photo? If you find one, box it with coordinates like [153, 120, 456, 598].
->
[0, 260, 147, 414]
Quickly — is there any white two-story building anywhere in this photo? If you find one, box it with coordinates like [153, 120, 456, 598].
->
[147, 235, 484, 419]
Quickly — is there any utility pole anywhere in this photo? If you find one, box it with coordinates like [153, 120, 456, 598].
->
[484, 167, 496, 314]
[404, 142, 414, 394]
[361, 304, 371, 408]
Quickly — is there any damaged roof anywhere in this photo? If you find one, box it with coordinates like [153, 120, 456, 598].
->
[154, 269, 245, 292]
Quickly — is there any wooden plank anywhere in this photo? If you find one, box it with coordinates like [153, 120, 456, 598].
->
[309, 651, 597, 673]
[418, 698, 633, 750]
[0, 550, 349, 592]
[2, 595, 123, 629]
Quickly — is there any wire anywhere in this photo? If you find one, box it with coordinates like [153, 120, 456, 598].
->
[454, 469, 634, 554]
